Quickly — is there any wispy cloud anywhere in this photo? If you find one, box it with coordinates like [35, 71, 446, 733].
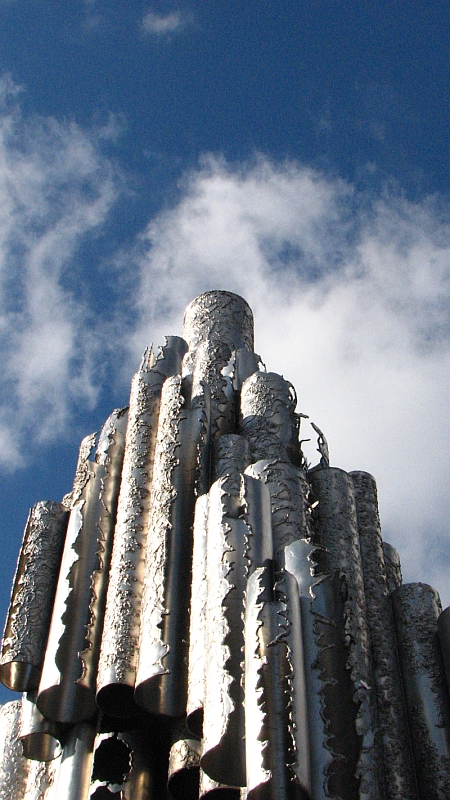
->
[0, 75, 120, 466]
[129, 155, 450, 603]
[142, 9, 188, 36]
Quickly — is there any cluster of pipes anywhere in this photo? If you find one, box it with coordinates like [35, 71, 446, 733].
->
[0, 290, 450, 800]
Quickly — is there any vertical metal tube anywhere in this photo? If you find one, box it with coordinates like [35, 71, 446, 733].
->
[201, 474, 273, 787]
[168, 733, 201, 800]
[37, 410, 128, 724]
[392, 583, 450, 799]
[135, 375, 210, 716]
[19, 692, 62, 762]
[382, 543, 402, 594]
[23, 757, 59, 800]
[438, 606, 450, 696]
[0, 502, 68, 692]
[350, 471, 418, 800]
[187, 494, 209, 736]
[0, 700, 30, 800]
[240, 371, 300, 465]
[97, 338, 187, 718]
[308, 467, 382, 799]
[182, 291, 254, 442]
[53, 722, 96, 800]
[244, 565, 311, 800]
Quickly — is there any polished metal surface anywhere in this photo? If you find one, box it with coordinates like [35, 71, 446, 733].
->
[19, 693, 61, 762]
[1, 290, 450, 800]
[0, 701, 30, 800]
[52, 723, 95, 800]
[0, 502, 68, 692]
[201, 474, 272, 787]
[186, 493, 209, 735]
[37, 410, 128, 724]
[392, 583, 450, 799]
[350, 471, 418, 800]
[308, 467, 382, 799]
[97, 337, 187, 717]
[135, 372, 210, 716]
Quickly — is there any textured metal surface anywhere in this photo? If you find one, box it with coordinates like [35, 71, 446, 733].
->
[350, 471, 418, 800]
[136, 373, 210, 716]
[0, 502, 68, 692]
[240, 371, 300, 464]
[37, 410, 128, 724]
[392, 583, 450, 799]
[382, 542, 402, 594]
[19, 692, 61, 762]
[187, 494, 209, 735]
[97, 337, 187, 717]
[213, 434, 250, 481]
[2, 290, 450, 800]
[245, 459, 310, 567]
[244, 565, 311, 800]
[182, 291, 254, 441]
[168, 735, 201, 800]
[308, 467, 382, 799]
[23, 757, 59, 800]
[201, 474, 273, 787]
[0, 701, 30, 800]
[52, 723, 95, 800]
[438, 606, 450, 697]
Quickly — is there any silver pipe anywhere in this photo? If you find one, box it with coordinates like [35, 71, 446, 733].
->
[37, 410, 128, 724]
[201, 474, 272, 787]
[240, 371, 300, 465]
[182, 291, 254, 441]
[350, 471, 418, 800]
[438, 606, 450, 696]
[244, 565, 311, 800]
[382, 542, 402, 594]
[0, 502, 68, 692]
[135, 374, 210, 716]
[308, 467, 382, 799]
[52, 723, 96, 800]
[96, 337, 187, 718]
[19, 692, 61, 762]
[186, 493, 209, 736]
[392, 583, 450, 799]
[0, 700, 30, 800]
[23, 758, 59, 800]
[168, 736, 201, 800]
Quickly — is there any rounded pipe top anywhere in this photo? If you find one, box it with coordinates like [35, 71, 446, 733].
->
[182, 291, 254, 353]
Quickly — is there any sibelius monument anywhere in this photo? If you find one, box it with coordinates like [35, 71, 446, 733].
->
[0, 290, 450, 800]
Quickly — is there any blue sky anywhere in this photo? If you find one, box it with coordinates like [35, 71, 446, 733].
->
[0, 0, 450, 703]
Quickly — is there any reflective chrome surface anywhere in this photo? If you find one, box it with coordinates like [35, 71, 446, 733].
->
[1, 291, 449, 800]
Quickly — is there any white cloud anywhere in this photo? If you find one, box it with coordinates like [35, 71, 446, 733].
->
[0, 77, 119, 465]
[142, 10, 187, 35]
[130, 155, 450, 605]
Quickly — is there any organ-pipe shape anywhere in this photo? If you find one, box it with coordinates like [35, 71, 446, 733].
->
[0, 502, 68, 693]
[97, 337, 187, 717]
[135, 373, 210, 716]
[382, 542, 402, 594]
[308, 467, 382, 799]
[1, 290, 449, 800]
[19, 692, 61, 762]
[392, 583, 450, 799]
[201, 473, 272, 787]
[0, 701, 30, 800]
[350, 471, 417, 800]
[37, 410, 128, 724]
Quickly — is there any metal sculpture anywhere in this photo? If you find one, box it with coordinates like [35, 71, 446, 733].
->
[1, 289, 450, 800]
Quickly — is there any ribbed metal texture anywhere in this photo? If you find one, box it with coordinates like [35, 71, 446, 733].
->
[1, 290, 449, 800]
